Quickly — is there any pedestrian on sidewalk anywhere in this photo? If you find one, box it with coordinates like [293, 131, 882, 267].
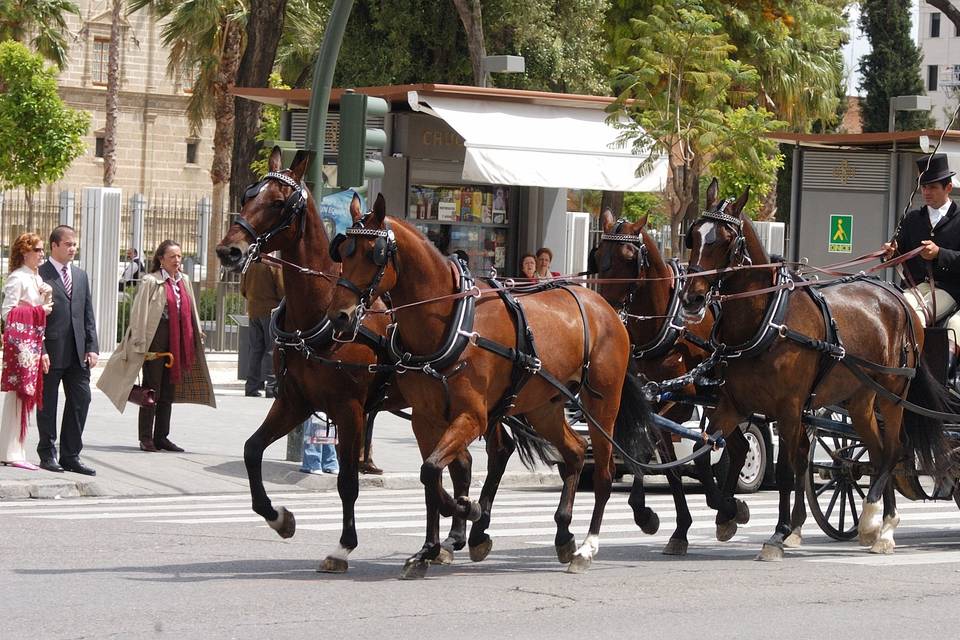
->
[300, 412, 339, 475]
[240, 259, 283, 398]
[97, 240, 216, 452]
[36, 226, 98, 476]
[534, 247, 560, 280]
[1, 233, 53, 471]
[119, 248, 144, 292]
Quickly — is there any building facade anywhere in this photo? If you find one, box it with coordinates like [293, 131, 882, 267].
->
[918, 5, 960, 129]
[49, 0, 214, 198]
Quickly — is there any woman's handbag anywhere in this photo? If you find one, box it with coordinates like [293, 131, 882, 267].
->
[128, 384, 156, 407]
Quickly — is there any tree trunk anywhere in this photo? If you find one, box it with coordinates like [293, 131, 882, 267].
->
[757, 183, 778, 221]
[206, 20, 243, 286]
[229, 0, 289, 211]
[25, 190, 34, 232]
[102, 0, 123, 187]
[600, 191, 624, 218]
[927, 0, 960, 31]
[452, 0, 488, 86]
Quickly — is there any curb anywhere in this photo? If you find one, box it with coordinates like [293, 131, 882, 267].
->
[0, 470, 562, 500]
[0, 478, 100, 500]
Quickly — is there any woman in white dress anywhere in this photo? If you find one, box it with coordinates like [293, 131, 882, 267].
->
[1, 233, 53, 470]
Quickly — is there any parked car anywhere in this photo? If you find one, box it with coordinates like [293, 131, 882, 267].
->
[561, 402, 777, 493]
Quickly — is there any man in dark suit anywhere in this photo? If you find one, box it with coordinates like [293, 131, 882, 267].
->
[37, 225, 99, 475]
[883, 153, 960, 357]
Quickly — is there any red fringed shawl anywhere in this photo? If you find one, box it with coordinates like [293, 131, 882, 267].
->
[164, 278, 196, 384]
[1, 304, 46, 441]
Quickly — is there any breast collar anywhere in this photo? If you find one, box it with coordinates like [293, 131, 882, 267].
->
[710, 263, 793, 359]
[386, 256, 477, 372]
[631, 259, 687, 360]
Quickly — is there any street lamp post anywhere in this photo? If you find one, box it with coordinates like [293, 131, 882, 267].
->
[478, 55, 525, 88]
[888, 94, 932, 133]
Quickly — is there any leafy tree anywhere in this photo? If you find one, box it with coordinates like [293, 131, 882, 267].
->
[0, 41, 88, 224]
[250, 72, 287, 176]
[129, 0, 246, 285]
[608, 0, 784, 253]
[859, 0, 934, 132]
[0, 0, 80, 70]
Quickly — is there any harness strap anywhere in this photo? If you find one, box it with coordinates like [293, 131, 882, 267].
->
[559, 285, 602, 399]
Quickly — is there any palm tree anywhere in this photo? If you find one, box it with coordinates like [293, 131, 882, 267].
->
[128, 0, 246, 285]
[103, 0, 123, 187]
[0, 0, 80, 70]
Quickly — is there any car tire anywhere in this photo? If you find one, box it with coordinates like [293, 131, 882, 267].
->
[735, 422, 767, 494]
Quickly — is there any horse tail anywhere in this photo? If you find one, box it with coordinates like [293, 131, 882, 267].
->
[497, 416, 554, 471]
[902, 357, 960, 480]
[614, 373, 658, 474]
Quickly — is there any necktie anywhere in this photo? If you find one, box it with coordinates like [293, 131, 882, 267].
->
[61, 265, 72, 299]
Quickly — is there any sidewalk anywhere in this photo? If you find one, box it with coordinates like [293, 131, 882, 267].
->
[0, 353, 560, 499]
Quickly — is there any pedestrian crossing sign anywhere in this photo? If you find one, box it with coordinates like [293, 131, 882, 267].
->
[828, 214, 853, 253]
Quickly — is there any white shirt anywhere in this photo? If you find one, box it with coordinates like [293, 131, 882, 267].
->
[928, 199, 953, 228]
[161, 269, 183, 310]
[47, 257, 71, 291]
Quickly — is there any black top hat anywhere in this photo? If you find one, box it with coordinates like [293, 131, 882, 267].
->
[916, 153, 956, 185]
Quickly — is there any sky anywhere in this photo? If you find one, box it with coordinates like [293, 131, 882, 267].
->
[844, 1, 920, 96]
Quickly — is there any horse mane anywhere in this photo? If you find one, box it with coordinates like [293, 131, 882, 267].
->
[739, 213, 771, 266]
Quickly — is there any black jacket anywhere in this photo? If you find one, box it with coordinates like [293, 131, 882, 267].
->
[39, 261, 99, 368]
[895, 201, 960, 301]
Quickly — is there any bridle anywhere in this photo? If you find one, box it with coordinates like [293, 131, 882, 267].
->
[329, 215, 398, 335]
[234, 171, 308, 271]
[592, 220, 650, 312]
[685, 199, 751, 283]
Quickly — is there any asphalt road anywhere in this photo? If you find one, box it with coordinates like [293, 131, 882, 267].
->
[3, 486, 960, 639]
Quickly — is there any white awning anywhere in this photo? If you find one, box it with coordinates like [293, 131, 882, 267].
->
[408, 92, 667, 192]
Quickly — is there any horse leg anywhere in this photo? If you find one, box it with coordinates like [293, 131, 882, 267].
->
[402, 412, 483, 580]
[467, 422, 517, 563]
[846, 394, 887, 547]
[757, 414, 803, 562]
[716, 426, 752, 541]
[658, 434, 692, 555]
[626, 431, 660, 537]
[693, 402, 743, 541]
[870, 397, 904, 555]
[319, 403, 364, 573]
[435, 448, 473, 565]
[245, 398, 311, 539]
[784, 428, 810, 548]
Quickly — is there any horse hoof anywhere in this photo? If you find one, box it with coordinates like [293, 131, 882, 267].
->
[433, 546, 455, 565]
[469, 538, 493, 562]
[716, 520, 738, 542]
[556, 538, 578, 564]
[566, 554, 592, 574]
[783, 530, 802, 548]
[735, 499, 750, 524]
[869, 539, 895, 555]
[858, 529, 879, 547]
[268, 506, 296, 539]
[662, 539, 689, 556]
[640, 511, 660, 535]
[755, 543, 784, 562]
[318, 556, 348, 573]
[399, 558, 430, 580]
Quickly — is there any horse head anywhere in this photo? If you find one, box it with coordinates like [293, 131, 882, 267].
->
[593, 208, 652, 310]
[679, 178, 754, 322]
[215, 146, 315, 272]
[326, 193, 397, 335]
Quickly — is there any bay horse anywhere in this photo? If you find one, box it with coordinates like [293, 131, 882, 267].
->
[214, 147, 476, 572]
[326, 195, 656, 577]
[679, 178, 956, 560]
[592, 210, 751, 555]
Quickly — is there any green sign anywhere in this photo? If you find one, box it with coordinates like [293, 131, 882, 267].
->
[828, 214, 852, 253]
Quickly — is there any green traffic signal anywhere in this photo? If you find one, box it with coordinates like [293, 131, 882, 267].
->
[337, 90, 389, 188]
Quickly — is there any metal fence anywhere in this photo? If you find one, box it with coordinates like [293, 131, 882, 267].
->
[1, 188, 243, 353]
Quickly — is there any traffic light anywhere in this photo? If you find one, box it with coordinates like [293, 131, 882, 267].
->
[337, 90, 389, 188]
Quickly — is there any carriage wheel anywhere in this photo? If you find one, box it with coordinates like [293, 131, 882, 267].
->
[805, 426, 870, 541]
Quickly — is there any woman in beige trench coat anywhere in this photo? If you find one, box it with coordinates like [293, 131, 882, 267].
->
[97, 240, 215, 451]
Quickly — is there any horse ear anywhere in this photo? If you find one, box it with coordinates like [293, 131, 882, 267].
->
[635, 214, 649, 230]
[268, 146, 283, 172]
[733, 185, 751, 218]
[601, 208, 616, 232]
[349, 193, 363, 223]
[371, 193, 387, 225]
[705, 177, 719, 210]
[288, 150, 314, 182]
